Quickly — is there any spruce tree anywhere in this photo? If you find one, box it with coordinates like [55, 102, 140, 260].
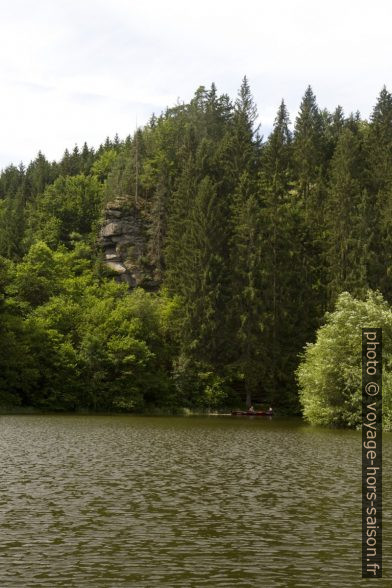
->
[293, 85, 325, 217]
[178, 174, 231, 368]
[292, 86, 328, 333]
[258, 100, 296, 405]
[25, 152, 56, 200]
[228, 76, 260, 181]
[226, 77, 264, 406]
[367, 87, 392, 299]
[326, 127, 369, 303]
[230, 172, 265, 407]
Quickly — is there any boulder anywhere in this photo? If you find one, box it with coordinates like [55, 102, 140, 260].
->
[106, 261, 127, 274]
[100, 222, 123, 237]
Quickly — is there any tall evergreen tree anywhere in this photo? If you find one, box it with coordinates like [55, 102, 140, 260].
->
[230, 172, 265, 407]
[228, 76, 260, 180]
[292, 86, 328, 332]
[178, 175, 231, 367]
[25, 152, 56, 200]
[0, 176, 27, 260]
[293, 85, 325, 217]
[326, 127, 369, 303]
[367, 87, 392, 299]
[258, 100, 297, 405]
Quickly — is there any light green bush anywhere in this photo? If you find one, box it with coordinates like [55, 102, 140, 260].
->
[297, 290, 392, 430]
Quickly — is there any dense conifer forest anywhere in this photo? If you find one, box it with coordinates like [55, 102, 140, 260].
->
[1, 79, 392, 417]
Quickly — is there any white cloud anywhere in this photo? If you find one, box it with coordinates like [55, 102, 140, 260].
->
[1, 0, 391, 168]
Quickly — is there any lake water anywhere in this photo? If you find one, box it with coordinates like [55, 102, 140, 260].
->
[0, 415, 390, 587]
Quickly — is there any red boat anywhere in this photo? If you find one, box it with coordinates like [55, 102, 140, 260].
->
[231, 410, 273, 416]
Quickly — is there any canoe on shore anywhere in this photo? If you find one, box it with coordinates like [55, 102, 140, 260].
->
[231, 410, 273, 417]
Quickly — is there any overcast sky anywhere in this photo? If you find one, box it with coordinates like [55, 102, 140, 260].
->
[1, 0, 391, 169]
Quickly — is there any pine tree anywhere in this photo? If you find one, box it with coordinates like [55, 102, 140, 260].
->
[80, 143, 95, 174]
[0, 187, 26, 259]
[293, 85, 325, 216]
[292, 86, 328, 331]
[178, 175, 231, 367]
[228, 76, 260, 181]
[0, 164, 25, 200]
[25, 152, 56, 199]
[230, 172, 265, 407]
[322, 105, 345, 162]
[164, 133, 198, 295]
[326, 127, 369, 303]
[258, 100, 296, 405]
[148, 174, 168, 281]
[367, 87, 392, 299]
[0, 163, 27, 259]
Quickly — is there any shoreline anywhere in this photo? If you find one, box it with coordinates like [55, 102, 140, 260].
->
[0, 406, 282, 417]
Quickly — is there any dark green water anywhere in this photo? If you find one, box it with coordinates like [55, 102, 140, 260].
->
[0, 415, 390, 587]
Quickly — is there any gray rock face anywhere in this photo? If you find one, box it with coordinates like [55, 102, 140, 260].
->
[107, 209, 122, 219]
[105, 252, 119, 261]
[99, 196, 159, 290]
[100, 222, 123, 237]
[106, 261, 127, 274]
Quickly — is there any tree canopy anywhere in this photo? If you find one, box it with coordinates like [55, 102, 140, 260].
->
[1, 81, 392, 417]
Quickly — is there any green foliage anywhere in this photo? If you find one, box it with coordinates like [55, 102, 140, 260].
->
[25, 174, 102, 248]
[0, 188, 26, 259]
[230, 173, 265, 406]
[91, 149, 118, 182]
[0, 256, 39, 405]
[172, 355, 235, 410]
[293, 85, 325, 206]
[326, 128, 369, 303]
[297, 291, 392, 429]
[257, 102, 304, 408]
[0, 241, 179, 411]
[2, 81, 392, 418]
[13, 241, 63, 308]
[179, 175, 231, 365]
[0, 312, 39, 406]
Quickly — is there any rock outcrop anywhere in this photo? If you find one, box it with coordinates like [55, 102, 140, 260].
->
[99, 196, 158, 290]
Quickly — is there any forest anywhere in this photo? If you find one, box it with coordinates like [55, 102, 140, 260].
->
[1, 78, 392, 422]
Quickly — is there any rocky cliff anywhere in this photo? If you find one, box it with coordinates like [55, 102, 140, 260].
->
[99, 196, 159, 290]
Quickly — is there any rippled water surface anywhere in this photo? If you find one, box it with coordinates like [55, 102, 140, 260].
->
[0, 415, 391, 587]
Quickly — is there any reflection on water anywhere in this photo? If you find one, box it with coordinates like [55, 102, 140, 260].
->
[0, 415, 390, 587]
